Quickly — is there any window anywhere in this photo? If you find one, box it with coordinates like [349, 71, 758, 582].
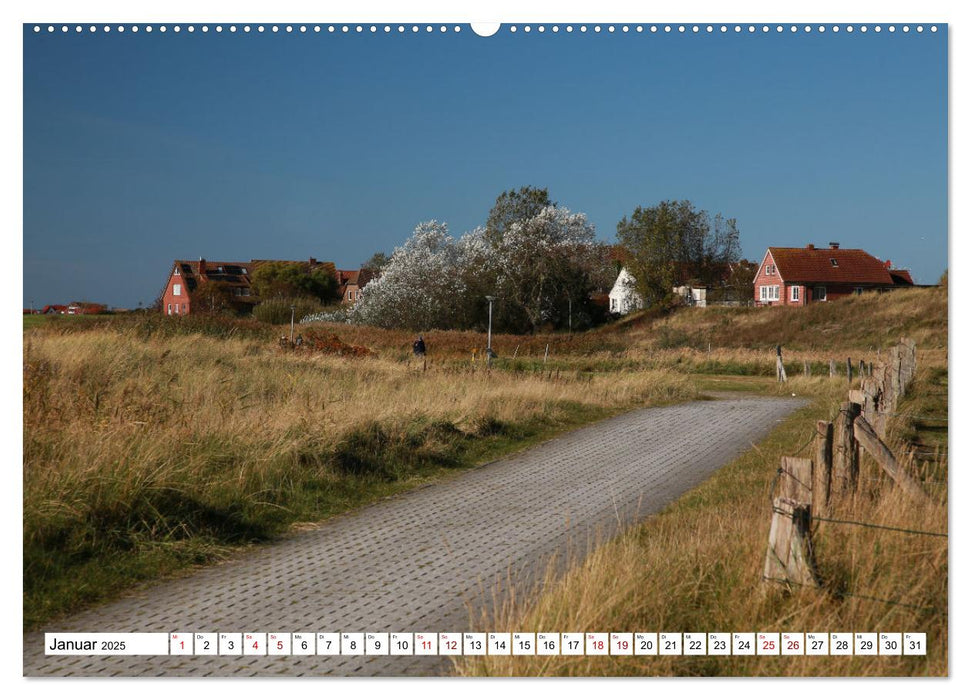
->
[174, 304, 180, 315]
[855, 287, 864, 295]
[173, 267, 180, 276]
[813, 286, 827, 301]
[173, 283, 182, 296]
[167, 303, 172, 315]
[790, 286, 800, 302]
[182, 303, 187, 313]
[759, 285, 780, 302]
[830, 258, 839, 267]
[765, 264, 776, 275]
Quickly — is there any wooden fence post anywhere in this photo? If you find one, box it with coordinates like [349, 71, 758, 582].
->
[764, 497, 818, 588]
[846, 357, 853, 384]
[854, 416, 933, 504]
[830, 359, 836, 378]
[814, 421, 834, 515]
[776, 345, 787, 383]
[781, 456, 813, 505]
[803, 360, 811, 377]
[833, 401, 861, 494]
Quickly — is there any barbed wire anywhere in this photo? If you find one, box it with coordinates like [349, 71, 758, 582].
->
[811, 515, 947, 538]
[761, 576, 942, 614]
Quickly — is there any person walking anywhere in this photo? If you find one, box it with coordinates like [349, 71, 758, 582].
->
[412, 335, 426, 357]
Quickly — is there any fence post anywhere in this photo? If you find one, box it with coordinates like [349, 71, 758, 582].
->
[854, 415, 933, 504]
[833, 401, 861, 494]
[776, 345, 787, 383]
[764, 498, 818, 588]
[782, 456, 813, 505]
[543, 344, 549, 364]
[846, 357, 853, 384]
[814, 421, 834, 515]
[830, 359, 836, 378]
[803, 360, 811, 378]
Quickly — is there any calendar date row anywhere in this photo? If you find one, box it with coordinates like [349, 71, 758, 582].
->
[45, 632, 926, 657]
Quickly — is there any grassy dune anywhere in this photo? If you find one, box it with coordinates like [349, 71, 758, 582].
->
[23, 287, 947, 643]
[22, 329, 694, 629]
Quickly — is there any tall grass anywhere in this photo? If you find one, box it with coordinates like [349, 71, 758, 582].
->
[454, 369, 947, 677]
[23, 329, 695, 628]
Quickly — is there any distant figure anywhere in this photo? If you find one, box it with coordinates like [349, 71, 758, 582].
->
[413, 335, 426, 357]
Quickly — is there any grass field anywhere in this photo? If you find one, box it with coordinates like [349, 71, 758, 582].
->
[453, 365, 947, 677]
[23, 286, 948, 657]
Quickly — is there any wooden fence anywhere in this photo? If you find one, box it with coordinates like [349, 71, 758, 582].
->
[763, 337, 928, 588]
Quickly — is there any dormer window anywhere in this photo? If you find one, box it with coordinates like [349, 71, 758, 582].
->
[830, 258, 839, 267]
[173, 267, 180, 276]
[765, 264, 776, 275]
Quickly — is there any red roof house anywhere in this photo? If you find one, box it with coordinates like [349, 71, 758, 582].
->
[160, 257, 337, 315]
[753, 243, 914, 307]
[335, 269, 374, 304]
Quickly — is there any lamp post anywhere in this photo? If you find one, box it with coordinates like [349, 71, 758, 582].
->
[485, 295, 496, 367]
[290, 305, 296, 344]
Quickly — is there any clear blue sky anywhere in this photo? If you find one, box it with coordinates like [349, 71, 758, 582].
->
[23, 24, 947, 308]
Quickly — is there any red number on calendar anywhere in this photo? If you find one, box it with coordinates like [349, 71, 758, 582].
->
[787, 640, 799, 650]
[762, 640, 775, 650]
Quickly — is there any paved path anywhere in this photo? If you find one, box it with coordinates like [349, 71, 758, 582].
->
[24, 396, 804, 677]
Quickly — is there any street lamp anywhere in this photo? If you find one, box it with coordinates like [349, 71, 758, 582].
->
[290, 304, 296, 343]
[485, 295, 496, 367]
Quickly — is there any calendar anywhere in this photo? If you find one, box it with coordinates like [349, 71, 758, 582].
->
[44, 632, 927, 657]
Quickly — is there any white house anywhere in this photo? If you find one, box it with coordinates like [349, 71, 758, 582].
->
[608, 267, 644, 314]
[610, 267, 712, 314]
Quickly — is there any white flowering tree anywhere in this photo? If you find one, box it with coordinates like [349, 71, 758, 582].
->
[350, 221, 469, 330]
[307, 205, 610, 333]
[490, 206, 599, 332]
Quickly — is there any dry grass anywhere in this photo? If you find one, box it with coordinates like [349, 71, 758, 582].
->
[454, 367, 947, 677]
[622, 286, 947, 353]
[23, 328, 695, 628]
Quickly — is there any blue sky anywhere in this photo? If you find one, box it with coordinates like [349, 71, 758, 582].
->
[23, 24, 947, 307]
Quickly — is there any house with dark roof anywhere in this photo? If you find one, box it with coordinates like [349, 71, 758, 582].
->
[753, 243, 914, 307]
[160, 257, 337, 315]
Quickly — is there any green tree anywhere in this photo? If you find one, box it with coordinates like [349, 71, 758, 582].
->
[616, 200, 741, 307]
[190, 280, 237, 315]
[485, 186, 555, 246]
[250, 262, 338, 303]
[361, 252, 389, 277]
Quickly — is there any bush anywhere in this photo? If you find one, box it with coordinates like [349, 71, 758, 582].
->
[253, 297, 322, 325]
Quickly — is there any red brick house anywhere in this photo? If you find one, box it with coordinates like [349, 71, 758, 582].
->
[335, 269, 374, 304]
[161, 258, 336, 315]
[753, 243, 914, 307]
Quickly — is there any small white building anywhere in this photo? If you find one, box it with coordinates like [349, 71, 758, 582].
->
[610, 267, 712, 313]
[673, 284, 708, 308]
[608, 267, 644, 314]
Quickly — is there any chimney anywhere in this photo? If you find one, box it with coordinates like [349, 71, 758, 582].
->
[806, 244, 815, 250]
[885, 260, 893, 269]
[198, 257, 206, 275]
[829, 242, 840, 250]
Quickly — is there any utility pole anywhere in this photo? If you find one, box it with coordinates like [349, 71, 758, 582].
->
[485, 295, 496, 367]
